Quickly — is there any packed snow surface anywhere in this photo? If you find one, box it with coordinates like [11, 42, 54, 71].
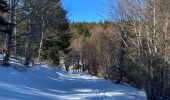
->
[0, 60, 146, 100]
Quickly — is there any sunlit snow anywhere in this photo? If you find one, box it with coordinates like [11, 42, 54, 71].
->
[0, 57, 146, 100]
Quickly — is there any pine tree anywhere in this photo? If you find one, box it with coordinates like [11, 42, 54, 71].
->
[42, 0, 71, 65]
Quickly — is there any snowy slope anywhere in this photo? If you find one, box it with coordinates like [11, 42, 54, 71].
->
[0, 62, 146, 100]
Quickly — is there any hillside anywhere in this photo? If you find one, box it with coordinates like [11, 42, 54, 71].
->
[0, 59, 146, 100]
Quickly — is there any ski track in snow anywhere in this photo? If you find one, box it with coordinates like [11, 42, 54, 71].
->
[0, 56, 146, 100]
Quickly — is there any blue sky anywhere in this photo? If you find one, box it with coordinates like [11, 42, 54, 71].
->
[61, 0, 105, 22]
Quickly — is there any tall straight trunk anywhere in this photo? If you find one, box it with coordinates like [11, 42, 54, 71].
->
[24, 1, 33, 66]
[24, 35, 32, 65]
[14, 11, 17, 56]
[116, 27, 127, 84]
[2, 0, 15, 66]
[11, 0, 17, 56]
[153, 1, 157, 53]
[37, 11, 45, 62]
[2, 30, 13, 65]
[37, 31, 43, 62]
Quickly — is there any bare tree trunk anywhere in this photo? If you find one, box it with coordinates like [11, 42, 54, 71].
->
[24, 1, 33, 66]
[37, 10, 45, 62]
[2, 0, 15, 66]
[153, 1, 157, 53]
[37, 32, 43, 62]
[2, 29, 13, 66]
[116, 27, 127, 84]
[24, 39, 32, 66]
[14, 11, 17, 56]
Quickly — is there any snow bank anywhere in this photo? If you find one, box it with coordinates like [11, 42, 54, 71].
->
[0, 58, 146, 100]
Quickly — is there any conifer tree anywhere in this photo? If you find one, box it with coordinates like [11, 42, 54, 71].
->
[41, 0, 71, 65]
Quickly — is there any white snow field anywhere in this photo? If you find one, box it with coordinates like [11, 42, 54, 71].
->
[0, 57, 146, 100]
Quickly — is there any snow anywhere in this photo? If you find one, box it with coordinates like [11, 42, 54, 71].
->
[0, 57, 146, 100]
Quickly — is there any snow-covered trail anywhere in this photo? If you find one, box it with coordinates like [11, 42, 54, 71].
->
[0, 64, 146, 100]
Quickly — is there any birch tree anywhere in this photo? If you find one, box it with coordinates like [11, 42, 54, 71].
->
[107, 0, 170, 99]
